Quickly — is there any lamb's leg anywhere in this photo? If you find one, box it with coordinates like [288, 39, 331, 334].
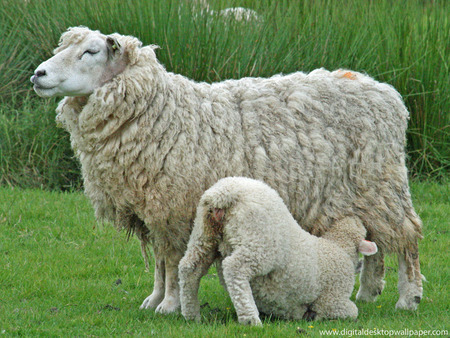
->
[155, 250, 184, 314]
[222, 252, 262, 326]
[179, 243, 218, 321]
[312, 296, 358, 320]
[396, 248, 423, 310]
[140, 248, 165, 310]
[356, 251, 385, 302]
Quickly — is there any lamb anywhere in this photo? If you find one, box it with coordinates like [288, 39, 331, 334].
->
[179, 177, 379, 325]
[30, 26, 423, 313]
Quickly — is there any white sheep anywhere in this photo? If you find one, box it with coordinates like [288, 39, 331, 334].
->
[193, 0, 260, 21]
[31, 27, 423, 313]
[179, 177, 378, 325]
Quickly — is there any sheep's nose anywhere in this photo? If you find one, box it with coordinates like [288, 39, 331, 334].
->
[35, 70, 47, 77]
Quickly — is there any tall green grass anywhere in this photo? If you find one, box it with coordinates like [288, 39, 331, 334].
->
[0, 0, 448, 189]
[0, 96, 80, 190]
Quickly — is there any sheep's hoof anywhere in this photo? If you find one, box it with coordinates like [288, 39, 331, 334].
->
[140, 292, 164, 310]
[395, 283, 422, 311]
[356, 281, 385, 302]
[395, 296, 421, 311]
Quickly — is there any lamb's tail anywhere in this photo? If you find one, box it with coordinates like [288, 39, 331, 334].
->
[200, 190, 232, 238]
[199, 177, 247, 237]
[200, 177, 244, 211]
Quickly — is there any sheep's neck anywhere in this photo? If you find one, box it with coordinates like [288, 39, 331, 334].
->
[67, 96, 88, 111]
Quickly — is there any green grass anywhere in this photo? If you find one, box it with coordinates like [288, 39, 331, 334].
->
[0, 0, 448, 189]
[0, 181, 448, 336]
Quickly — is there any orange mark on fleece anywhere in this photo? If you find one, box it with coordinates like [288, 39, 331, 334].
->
[342, 71, 357, 80]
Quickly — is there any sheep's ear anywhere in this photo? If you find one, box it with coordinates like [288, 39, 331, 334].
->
[359, 240, 378, 256]
[106, 36, 121, 55]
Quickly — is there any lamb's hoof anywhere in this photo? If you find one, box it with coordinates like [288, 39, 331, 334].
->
[182, 311, 201, 322]
[155, 296, 180, 314]
[303, 309, 317, 321]
[140, 292, 164, 310]
[395, 296, 421, 311]
[238, 316, 262, 326]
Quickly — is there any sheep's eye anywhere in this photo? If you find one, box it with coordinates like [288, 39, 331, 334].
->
[82, 49, 99, 57]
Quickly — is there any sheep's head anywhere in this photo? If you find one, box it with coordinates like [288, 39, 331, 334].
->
[31, 26, 138, 98]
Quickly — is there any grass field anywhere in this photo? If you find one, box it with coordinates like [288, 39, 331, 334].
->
[0, 181, 448, 336]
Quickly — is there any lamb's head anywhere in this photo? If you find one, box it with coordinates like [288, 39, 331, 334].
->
[31, 26, 141, 98]
[358, 239, 378, 256]
[322, 218, 378, 267]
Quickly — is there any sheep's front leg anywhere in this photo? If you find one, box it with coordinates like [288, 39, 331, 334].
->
[155, 250, 184, 314]
[179, 243, 218, 321]
[356, 251, 385, 302]
[140, 248, 165, 310]
[222, 252, 262, 326]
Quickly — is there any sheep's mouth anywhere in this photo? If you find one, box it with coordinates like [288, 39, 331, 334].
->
[33, 84, 56, 91]
[31, 75, 56, 91]
[32, 83, 59, 98]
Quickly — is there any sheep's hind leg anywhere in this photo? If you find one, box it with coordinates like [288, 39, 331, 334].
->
[395, 248, 423, 311]
[140, 248, 165, 310]
[356, 251, 385, 302]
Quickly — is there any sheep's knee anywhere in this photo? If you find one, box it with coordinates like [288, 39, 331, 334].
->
[356, 252, 385, 302]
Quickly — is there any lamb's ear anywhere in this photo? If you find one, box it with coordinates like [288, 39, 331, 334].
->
[359, 240, 378, 256]
[106, 36, 121, 55]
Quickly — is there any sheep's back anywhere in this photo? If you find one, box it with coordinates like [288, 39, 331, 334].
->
[210, 69, 414, 247]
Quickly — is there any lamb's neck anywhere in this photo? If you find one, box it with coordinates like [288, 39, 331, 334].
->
[322, 229, 362, 263]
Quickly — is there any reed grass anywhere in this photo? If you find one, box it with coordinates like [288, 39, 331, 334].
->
[0, 0, 448, 189]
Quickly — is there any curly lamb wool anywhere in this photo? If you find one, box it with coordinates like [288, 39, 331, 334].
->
[179, 177, 379, 325]
[31, 27, 423, 312]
